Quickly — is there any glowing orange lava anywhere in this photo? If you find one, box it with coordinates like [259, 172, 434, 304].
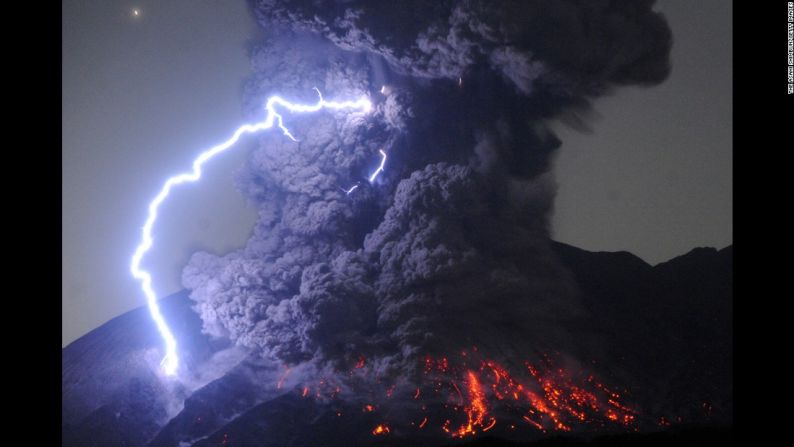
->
[288, 350, 642, 440]
[276, 367, 291, 390]
[372, 424, 390, 435]
[450, 371, 495, 438]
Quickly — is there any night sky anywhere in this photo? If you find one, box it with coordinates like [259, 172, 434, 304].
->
[62, 0, 732, 347]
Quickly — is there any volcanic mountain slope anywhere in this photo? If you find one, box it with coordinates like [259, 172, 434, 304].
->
[552, 243, 732, 422]
[62, 243, 732, 446]
[62, 290, 218, 446]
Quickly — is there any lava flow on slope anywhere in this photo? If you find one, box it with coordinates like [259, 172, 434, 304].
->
[290, 348, 644, 442]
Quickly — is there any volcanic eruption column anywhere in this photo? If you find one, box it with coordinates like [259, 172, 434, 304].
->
[130, 89, 374, 376]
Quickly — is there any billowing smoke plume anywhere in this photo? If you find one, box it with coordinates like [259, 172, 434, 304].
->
[183, 0, 671, 389]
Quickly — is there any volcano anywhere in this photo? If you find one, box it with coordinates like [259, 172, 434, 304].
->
[62, 242, 732, 446]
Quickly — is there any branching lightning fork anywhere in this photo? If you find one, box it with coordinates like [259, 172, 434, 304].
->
[342, 149, 388, 194]
[131, 89, 372, 376]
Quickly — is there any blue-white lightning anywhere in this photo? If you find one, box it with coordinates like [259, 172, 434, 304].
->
[131, 89, 372, 376]
[368, 149, 387, 183]
[341, 184, 360, 195]
[341, 148, 388, 194]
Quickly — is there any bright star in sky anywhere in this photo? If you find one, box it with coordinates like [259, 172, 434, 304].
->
[132, 8, 140, 17]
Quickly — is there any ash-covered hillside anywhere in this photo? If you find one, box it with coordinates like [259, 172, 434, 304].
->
[62, 242, 732, 447]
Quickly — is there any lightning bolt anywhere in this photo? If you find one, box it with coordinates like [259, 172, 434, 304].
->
[340, 149, 389, 194]
[341, 184, 360, 195]
[131, 89, 372, 376]
[368, 149, 387, 183]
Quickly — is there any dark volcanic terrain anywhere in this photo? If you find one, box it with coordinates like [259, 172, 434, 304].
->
[63, 243, 732, 446]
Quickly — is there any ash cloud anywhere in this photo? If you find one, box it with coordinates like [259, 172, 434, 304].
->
[183, 0, 672, 385]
